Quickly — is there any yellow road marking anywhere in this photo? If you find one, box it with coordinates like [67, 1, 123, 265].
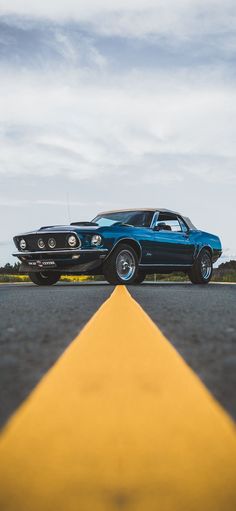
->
[0, 286, 235, 511]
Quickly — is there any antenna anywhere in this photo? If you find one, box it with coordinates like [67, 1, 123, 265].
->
[66, 192, 71, 224]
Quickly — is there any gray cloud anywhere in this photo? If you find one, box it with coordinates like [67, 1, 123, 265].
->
[1, 1, 236, 42]
[1, 16, 236, 73]
[0, 19, 107, 72]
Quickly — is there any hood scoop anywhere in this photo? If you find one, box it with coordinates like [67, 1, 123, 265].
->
[39, 225, 61, 230]
[70, 221, 98, 226]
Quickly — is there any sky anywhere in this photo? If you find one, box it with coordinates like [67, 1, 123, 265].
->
[0, 0, 236, 265]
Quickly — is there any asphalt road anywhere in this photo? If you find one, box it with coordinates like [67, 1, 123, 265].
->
[0, 282, 235, 428]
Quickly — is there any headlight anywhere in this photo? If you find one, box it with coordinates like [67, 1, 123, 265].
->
[19, 239, 27, 250]
[91, 234, 102, 246]
[68, 235, 77, 248]
[38, 239, 45, 249]
[48, 238, 56, 249]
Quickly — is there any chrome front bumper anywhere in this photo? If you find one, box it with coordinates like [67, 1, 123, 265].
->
[13, 248, 108, 257]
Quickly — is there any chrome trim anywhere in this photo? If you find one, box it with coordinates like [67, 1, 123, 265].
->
[13, 248, 108, 257]
[48, 237, 57, 249]
[150, 211, 159, 229]
[201, 253, 212, 280]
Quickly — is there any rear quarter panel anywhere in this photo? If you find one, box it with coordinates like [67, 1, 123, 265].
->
[189, 230, 222, 263]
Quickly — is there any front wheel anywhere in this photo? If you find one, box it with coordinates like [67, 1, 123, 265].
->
[28, 272, 61, 286]
[103, 244, 139, 284]
[188, 249, 213, 284]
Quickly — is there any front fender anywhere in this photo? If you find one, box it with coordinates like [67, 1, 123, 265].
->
[104, 237, 142, 262]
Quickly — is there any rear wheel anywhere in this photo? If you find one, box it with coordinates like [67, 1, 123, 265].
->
[133, 270, 146, 284]
[103, 244, 139, 284]
[29, 272, 61, 286]
[188, 249, 213, 284]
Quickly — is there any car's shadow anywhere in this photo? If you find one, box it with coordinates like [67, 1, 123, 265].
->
[55, 281, 192, 287]
[56, 281, 193, 287]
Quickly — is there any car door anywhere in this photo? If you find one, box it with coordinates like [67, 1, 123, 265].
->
[151, 217, 195, 266]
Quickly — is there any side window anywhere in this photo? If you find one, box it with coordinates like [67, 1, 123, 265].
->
[155, 215, 183, 232]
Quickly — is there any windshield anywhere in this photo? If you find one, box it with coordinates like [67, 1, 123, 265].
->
[92, 211, 154, 228]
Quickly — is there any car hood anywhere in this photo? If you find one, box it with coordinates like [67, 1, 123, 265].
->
[18, 225, 100, 236]
[17, 222, 135, 237]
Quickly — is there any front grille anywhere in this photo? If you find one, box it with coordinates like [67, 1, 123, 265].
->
[16, 232, 80, 252]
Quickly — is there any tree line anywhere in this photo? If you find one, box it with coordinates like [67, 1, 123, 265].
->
[0, 262, 21, 274]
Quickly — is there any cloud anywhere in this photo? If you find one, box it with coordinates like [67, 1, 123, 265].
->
[1, 1, 236, 42]
[0, 64, 235, 186]
[0, 19, 108, 72]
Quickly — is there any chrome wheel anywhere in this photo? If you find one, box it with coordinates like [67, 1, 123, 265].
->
[116, 250, 136, 281]
[201, 253, 212, 280]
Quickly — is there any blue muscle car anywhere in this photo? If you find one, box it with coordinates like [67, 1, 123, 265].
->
[13, 208, 222, 285]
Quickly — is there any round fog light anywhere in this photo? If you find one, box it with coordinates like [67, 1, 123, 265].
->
[68, 235, 77, 248]
[20, 239, 27, 250]
[38, 239, 45, 249]
[91, 234, 102, 246]
[48, 238, 56, 249]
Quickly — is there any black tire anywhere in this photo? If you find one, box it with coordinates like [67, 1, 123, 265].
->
[188, 249, 213, 284]
[28, 272, 61, 286]
[103, 243, 139, 285]
[133, 270, 146, 284]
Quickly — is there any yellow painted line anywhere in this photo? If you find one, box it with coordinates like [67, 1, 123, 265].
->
[0, 286, 235, 511]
